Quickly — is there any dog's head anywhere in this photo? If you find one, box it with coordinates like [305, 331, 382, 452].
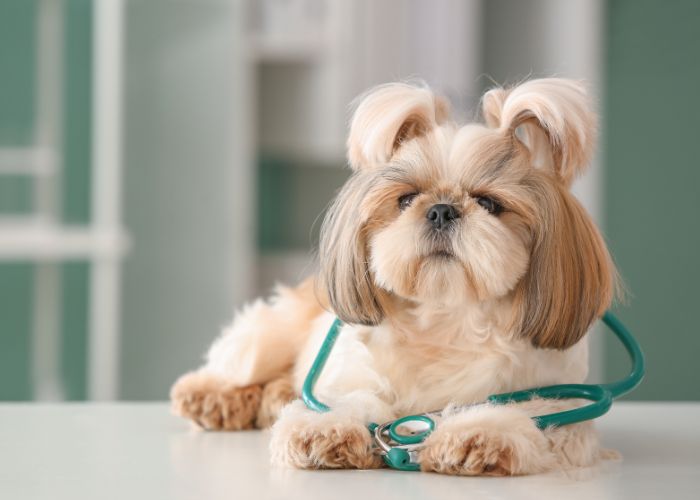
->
[319, 79, 617, 349]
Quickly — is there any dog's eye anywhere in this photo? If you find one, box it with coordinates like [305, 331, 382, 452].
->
[476, 196, 503, 215]
[398, 192, 418, 210]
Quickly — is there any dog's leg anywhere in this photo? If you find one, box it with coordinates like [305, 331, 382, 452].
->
[255, 374, 296, 429]
[170, 372, 296, 430]
[269, 319, 398, 469]
[419, 399, 600, 476]
[170, 277, 322, 430]
[269, 397, 393, 470]
[170, 371, 263, 430]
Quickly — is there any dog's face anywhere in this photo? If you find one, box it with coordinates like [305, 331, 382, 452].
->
[366, 124, 532, 307]
[320, 79, 617, 349]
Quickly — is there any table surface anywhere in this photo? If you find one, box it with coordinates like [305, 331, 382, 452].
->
[0, 402, 698, 500]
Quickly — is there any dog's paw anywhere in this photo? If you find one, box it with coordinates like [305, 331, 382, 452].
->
[419, 405, 554, 476]
[170, 371, 262, 430]
[255, 375, 296, 429]
[420, 427, 519, 476]
[269, 402, 383, 469]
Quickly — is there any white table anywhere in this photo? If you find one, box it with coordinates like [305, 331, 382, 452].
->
[0, 402, 698, 500]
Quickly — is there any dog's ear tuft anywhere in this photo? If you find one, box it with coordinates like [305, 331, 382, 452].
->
[347, 83, 449, 170]
[318, 174, 385, 326]
[482, 78, 597, 186]
[512, 184, 618, 349]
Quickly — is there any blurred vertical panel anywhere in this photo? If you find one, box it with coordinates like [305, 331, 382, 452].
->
[62, 0, 92, 227]
[0, 0, 93, 400]
[0, 1, 37, 146]
[60, 0, 93, 400]
[605, 0, 700, 400]
[60, 261, 88, 399]
[0, 264, 33, 399]
[121, 0, 254, 399]
[0, 0, 36, 400]
[355, 0, 482, 116]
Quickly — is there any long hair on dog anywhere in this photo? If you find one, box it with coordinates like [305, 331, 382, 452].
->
[171, 78, 620, 476]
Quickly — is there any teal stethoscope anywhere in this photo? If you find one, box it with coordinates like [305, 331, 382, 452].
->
[302, 311, 645, 471]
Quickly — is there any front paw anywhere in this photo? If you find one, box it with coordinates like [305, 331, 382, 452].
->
[270, 402, 383, 470]
[170, 371, 262, 430]
[419, 405, 554, 476]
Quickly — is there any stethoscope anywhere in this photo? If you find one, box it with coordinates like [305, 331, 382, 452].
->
[302, 311, 645, 471]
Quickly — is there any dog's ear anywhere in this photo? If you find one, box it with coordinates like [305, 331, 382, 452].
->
[512, 185, 617, 349]
[347, 83, 449, 170]
[482, 78, 596, 186]
[318, 174, 385, 326]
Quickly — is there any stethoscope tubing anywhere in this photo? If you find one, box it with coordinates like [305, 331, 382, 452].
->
[301, 310, 645, 470]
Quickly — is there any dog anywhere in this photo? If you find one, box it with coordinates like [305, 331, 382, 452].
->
[171, 78, 618, 475]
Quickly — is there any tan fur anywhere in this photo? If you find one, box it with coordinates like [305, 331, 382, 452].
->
[420, 399, 602, 476]
[318, 172, 387, 326]
[171, 371, 296, 430]
[255, 374, 297, 429]
[419, 411, 551, 476]
[480, 79, 616, 349]
[269, 402, 383, 469]
[482, 78, 597, 186]
[170, 371, 262, 430]
[172, 78, 619, 477]
[510, 177, 617, 349]
[205, 276, 324, 386]
[347, 83, 449, 171]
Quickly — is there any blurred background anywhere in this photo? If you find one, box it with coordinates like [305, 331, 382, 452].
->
[0, 0, 698, 402]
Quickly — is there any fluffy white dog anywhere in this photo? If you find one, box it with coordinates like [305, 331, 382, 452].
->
[171, 78, 618, 475]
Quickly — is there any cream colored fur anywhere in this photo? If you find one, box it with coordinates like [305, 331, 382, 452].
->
[171, 78, 617, 476]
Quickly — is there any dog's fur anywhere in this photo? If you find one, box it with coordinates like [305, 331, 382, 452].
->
[171, 78, 618, 476]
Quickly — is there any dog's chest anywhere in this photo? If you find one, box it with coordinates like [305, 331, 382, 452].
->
[297, 312, 588, 418]
[369, 329, 517, 412]
[365, 319, 587, 415]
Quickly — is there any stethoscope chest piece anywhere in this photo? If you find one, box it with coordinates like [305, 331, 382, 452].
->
[389, 415, 435, 444]
[373, 417, 436, 471]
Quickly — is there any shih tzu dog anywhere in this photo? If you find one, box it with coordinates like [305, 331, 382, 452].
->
[171, 78, 618, 475]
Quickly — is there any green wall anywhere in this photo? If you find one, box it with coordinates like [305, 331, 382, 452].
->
[604, 0, 700, 400]
[0, 1, 35, 400]
[0, 0, 92, 400]
[258, 154, 348, 252]
[2, 1, 700, 401]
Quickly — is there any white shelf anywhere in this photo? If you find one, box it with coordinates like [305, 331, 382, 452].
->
[0, 223, 129, 260]
[0, 147, 56, 175]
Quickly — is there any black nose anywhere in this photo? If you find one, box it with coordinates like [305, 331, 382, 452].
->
[426, 204, 460, 230]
